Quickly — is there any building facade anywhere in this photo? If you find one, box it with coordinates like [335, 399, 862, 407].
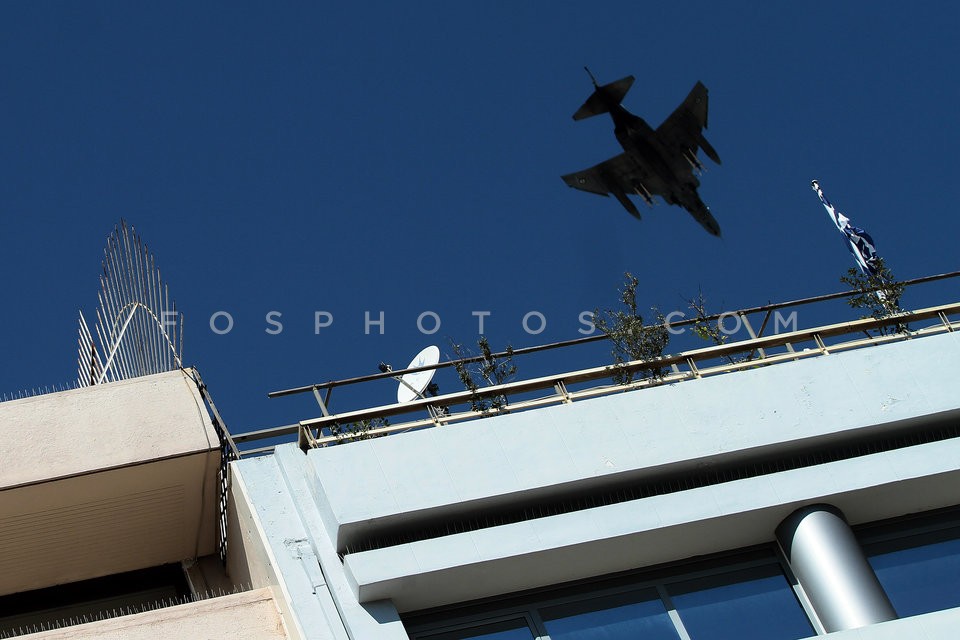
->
[234, 318, 960, 639]
[2, 300, 959, 639]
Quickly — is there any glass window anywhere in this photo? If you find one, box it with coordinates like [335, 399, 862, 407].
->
[540, 588, 680, 640]
[667, 564, 813, 640]
[417, 617, 535, 640]
[866, 528, 960, 618]
[404, 552, 817, 640]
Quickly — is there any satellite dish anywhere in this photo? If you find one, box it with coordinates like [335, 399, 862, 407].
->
[397, 345, 440, 403]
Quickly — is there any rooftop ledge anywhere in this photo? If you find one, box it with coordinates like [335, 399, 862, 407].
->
[291, 301, 960, 447]
[0, 369, 220, 596]
[229, 295, 960, 460]
[303, 319, 960, 554]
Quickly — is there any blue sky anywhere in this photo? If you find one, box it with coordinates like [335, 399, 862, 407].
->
[2, 2, 959, 436]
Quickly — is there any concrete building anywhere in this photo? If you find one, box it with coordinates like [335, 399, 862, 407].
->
[2, 289, 959, 639]
[0, 369, 285, 638]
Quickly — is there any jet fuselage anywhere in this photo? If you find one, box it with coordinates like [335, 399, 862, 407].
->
[608, 105, 699, 206]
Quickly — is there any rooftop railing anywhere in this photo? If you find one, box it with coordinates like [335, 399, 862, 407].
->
[231, 270, 960, 457]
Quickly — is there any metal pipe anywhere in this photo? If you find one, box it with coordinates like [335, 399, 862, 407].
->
[777, 504, 897, 632]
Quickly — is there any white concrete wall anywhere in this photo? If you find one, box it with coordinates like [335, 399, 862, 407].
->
[229, 450, 409, 640]
[227, 331, 960, 635]
[345, 436, 960, 611]
[799, 606, 960, 640]
[298, 332, 960, 612]
[308, 331, 960, 553]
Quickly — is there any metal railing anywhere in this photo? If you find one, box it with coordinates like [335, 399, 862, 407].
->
[229, 270, 960, 457]
[187, 368, 240, 566]
[290, 302, 958, 449]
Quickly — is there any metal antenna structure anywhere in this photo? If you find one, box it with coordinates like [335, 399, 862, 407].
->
[76, 220, 183, 387]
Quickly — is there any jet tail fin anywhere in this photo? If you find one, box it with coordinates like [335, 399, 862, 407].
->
[573, 75, 635, 120]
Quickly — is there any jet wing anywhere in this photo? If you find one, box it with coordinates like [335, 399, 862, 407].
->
[655, 81, 721, 165]
[563, 153, 722, 236]
[562, 153, 668, 220]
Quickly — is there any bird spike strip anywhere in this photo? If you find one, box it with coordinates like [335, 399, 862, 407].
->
[77, 220, 183, 387]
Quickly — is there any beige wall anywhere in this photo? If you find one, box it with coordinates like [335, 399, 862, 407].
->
[0, 370, 221, 595]
[0, 369, 218, 490]
[19, 588, 287, 640]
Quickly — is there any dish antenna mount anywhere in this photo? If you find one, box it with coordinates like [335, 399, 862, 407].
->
[384, 345, 441, 403]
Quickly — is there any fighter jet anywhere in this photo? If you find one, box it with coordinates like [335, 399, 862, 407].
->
[561, 70, 722, 236]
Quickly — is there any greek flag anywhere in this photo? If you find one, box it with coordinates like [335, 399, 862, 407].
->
[811, 180, 880, 277]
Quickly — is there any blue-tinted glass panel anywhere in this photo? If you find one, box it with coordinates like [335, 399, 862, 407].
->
[867, 530, 960, 618]
[417, 617, 535, 640]
[540, 587, 680, 640]
[668, 564, 813, 640]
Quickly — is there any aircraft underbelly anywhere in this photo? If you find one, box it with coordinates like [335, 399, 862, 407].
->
[618, 133, 673, 188]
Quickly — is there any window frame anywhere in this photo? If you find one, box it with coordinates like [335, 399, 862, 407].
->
[405, 545, 814, 640]
[855, 506, 960, 620]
